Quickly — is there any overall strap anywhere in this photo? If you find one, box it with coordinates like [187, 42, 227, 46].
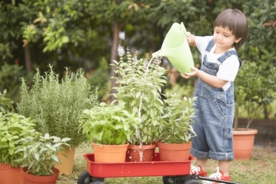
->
[217, 50, 243, 68]
[205, 39, 215, 52]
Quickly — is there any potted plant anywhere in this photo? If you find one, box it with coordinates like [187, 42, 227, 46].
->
[15, 133, 71, 184]
[112, 50, 167, 162]
[17, 65, 98, 175]
[233, 61, 274, 159]
[157, 93, 196, 161]
[0, 113, 37, 184]
[79, 102, 140, 163]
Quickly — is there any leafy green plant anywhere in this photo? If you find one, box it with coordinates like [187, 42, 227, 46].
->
[79, 102, 140, 145]
[112, 50, 167, 145]
[0, 113, 37, 167]
[159, 93, 196, 144]
[234, 62, 274, 130]
[235, 0, 276, 121]
[15, 133, 71, 176]
[17, 65, 98, 147]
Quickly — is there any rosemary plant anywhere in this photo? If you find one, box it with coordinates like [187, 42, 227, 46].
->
[17, 65, 97, 147]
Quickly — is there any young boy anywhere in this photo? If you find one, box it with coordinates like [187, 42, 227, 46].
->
[181, 9, 248, 183]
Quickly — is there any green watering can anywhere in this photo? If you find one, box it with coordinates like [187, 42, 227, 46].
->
[152, 22, 194, 74]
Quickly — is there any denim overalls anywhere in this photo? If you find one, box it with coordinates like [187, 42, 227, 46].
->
[190, 39, 241, 161]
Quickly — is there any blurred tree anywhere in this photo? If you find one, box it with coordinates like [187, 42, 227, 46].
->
[86, 0, 153, 102]
[0, 0, 109, 74]
[241, 0, 276, 118]
[0, 63, 31, 105]
[0, 0, 275, 107]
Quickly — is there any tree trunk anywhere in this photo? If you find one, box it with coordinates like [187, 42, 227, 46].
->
[234, 105, 239, 130]
[110, 22, 120, 103]
[263, 104, 268, 119]
[24, 43, 32, 73]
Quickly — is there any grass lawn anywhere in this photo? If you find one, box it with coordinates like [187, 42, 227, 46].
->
[57, 143, 276, 184]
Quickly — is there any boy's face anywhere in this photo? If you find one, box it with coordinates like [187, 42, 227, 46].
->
[213, 26, 241, 52]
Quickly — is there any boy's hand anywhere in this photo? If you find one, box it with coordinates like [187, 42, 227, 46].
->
[186, 32, 196, 46]
[181, 67, 199, 79]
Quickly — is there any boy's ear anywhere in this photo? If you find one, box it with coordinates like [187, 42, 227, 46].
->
[235, 37, 242, 43]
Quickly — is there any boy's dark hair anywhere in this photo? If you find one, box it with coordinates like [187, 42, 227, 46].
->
[214, 9, 248, 50]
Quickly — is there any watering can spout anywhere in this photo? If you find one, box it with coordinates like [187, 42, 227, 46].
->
[152, 49, 170, 58]
[152, 22, 194, 74]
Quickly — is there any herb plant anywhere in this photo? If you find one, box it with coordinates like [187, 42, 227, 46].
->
[15, 133, 71, 176]
[79, 102, 140, 145]
[159, 93, 196, 144]
[0, 113, 36, 167]
[112, 50, 167, 145]
[17, 65, 97, 147]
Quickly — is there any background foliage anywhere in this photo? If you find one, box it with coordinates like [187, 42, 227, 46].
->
[0, 0, 275, 118]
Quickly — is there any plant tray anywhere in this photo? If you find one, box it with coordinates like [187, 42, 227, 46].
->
[83, 153, 192, 178]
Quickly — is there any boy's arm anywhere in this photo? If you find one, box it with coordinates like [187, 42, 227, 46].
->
[181, 67, 227, 88]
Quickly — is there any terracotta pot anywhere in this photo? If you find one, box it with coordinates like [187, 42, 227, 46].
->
[0, 163, 12, 184]
[0, 163, 24, 184]
[92, 143, 128, 163]
[157, 142, 191, 161]
[233, 128, 258, 160]
[22, 167, 59, 184]
[54, 146, 75, 176]
[126, 144, 156, 162]
[11, 166, 24, 184]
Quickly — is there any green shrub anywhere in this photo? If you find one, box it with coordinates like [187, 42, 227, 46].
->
[17, 65, 98, 147]
[0, 90, 14, 114]
[0, 63, 32, 102]
[86, 58, 110, 102]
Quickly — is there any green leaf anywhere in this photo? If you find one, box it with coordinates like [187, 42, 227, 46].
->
[51, 155, 59, 163]
[61, 36, 69, 43]
[34, 153, 40, 161]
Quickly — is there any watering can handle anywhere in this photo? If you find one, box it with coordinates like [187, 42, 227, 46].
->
[181, 22, 188, 37]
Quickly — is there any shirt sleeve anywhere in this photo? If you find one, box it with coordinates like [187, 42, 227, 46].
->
[217, 55, 240, 82]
